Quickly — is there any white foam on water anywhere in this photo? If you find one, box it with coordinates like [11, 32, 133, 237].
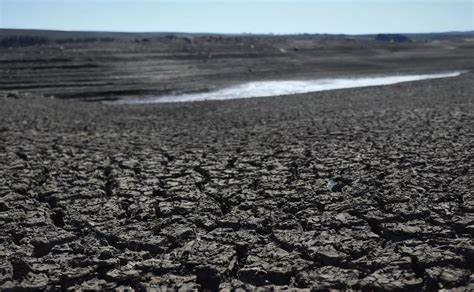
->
[112, 71, 465, 104]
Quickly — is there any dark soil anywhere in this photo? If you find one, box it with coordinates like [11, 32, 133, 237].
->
[1, 35, 473, 100]
[0, 36, 473, 290]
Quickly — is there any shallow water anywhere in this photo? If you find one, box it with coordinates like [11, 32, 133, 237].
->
[112, 71, 465, 104]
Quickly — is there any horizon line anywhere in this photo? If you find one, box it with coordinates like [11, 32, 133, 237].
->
[1, 28, 474, 36]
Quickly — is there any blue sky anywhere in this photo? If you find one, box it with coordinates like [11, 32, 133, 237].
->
[1, 0, 473, 34]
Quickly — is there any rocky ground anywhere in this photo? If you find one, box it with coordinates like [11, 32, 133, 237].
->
[1, 36, 474, 290]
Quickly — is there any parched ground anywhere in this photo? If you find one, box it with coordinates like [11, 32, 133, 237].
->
[0, 68, 473, 290]
[1, 36, 473, 101]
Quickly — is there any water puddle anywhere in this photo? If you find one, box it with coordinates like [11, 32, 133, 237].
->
[111, 71, 465, 104]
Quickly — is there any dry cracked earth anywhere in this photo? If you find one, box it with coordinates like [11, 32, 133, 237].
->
[1, 70, 473, 291]
[1, 35, 474, 291]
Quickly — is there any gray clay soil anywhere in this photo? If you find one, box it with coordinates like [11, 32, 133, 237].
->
[0, 36, 473, 290]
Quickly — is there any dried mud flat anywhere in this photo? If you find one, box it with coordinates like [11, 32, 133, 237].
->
[1, 73, 473, 291]
[1, 37, 474, 290]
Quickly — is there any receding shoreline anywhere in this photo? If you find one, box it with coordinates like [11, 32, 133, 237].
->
[111, 71, 467, 104]
[1, 34, 473, 102]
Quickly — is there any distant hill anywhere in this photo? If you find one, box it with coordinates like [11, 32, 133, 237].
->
[1, 28, 473, 48]
[403, 31, 474, 41]
[375, 34, 412, 43]
[0, 29, 241, 47]
[357, 31, 474, 41]
[0, 28, 232, 40]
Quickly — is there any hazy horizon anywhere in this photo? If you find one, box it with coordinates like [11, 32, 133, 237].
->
[1, 27, 473, 36]
[1, 0, 473, 35]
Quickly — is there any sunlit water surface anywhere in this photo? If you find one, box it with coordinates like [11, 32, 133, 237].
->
[111, 71, 465, 104]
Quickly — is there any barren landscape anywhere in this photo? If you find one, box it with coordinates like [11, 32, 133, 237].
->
[1, 32, 474, 290]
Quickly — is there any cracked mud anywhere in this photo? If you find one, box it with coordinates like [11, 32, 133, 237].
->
[0, 38, 473, 290]
[1, 72, 473, 290]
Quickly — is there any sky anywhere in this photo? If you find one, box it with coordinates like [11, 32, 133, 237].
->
[0, 0, 473, 34]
